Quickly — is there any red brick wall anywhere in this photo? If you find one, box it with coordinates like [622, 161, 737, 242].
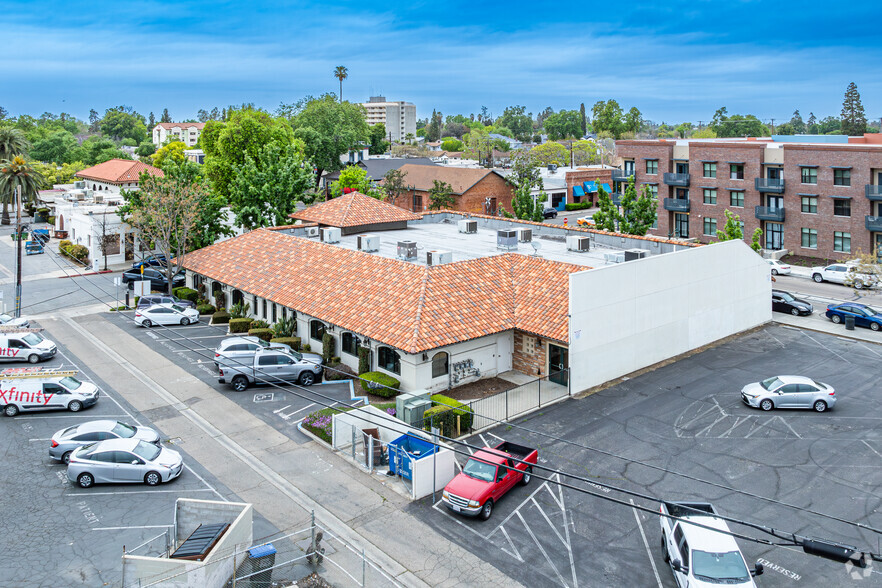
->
[512, 331, 549, 377]
[401, 173, 515, 214]
[565, 169, 613, 205]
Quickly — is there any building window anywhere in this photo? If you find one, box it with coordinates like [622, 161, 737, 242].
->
[702, 163, 716, 178]
[833, 169, 851, 186]
[342, 332, 359, 356]
[645, 160, 658, 174]
[431, 352, 449, 378]
[281, 307, 287, 319]
[647, 185, 658, 198]
[800, 196, 818, 214]
[729, 164, 744, 180]
[262, 299, 268, 319]
[702, 188, 717, 204]
[833, 199, 851, 217]
[730, 191, 744, 207]
[801, 228, 817, 249]
[310, 320, 325, 341]
[253, 295, 258, 313]
[703, 218, 717, 236]
[801, 167, 817, 184]
[272, 303, 277, 323]
[834, 231, 851, 253]
[413, 193, 422, 210]
[378, 347, 400, 375]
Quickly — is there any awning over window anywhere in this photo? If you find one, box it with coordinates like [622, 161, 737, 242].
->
[583, 181, 597, 192]
[572, 185, 585, 197]
[601, 183, 611, 192]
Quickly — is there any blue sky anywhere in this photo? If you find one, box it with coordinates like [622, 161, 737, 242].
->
[4, 0, 881, 125]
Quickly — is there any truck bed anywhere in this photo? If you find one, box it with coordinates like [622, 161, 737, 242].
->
[493, 441, 535, 461]
[663, 501, 718, 518]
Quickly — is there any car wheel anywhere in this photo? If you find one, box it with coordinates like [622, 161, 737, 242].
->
[77, 473, 94, 488]
[180, 317, 189, 326]
[520, 466, 532, 486]
[790, 308, 800, 316]
[144, 471, 162, 486]
[831, 315, 842, 324]
[4, 404, 20, 417]
[231, 376, 249, 392]
[28, 353, 39, 364]
[661, 535, 670, 562]
[813, 400, 828, 413]
[142, 319, 152, 328]
[480, 499, 494, 521]
[854, 281, 864, 290]
[812, 273, 823, 283]
[771, 269, 778, 276]
[760, 399, 774, 411]
[299, 371, 316, 386]
[68, 400, 83, 412]
[62, 451, 72, 465]
[871, 322, 881, 332]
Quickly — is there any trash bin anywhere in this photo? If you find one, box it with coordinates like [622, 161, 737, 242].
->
[845, 316, 855, 330]
[237, 543, 275, 588]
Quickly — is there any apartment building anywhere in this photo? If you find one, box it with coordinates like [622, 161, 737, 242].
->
[360, 96, 416, 142]
[152, 122, 205, 147]
[615, 135, 882, 259]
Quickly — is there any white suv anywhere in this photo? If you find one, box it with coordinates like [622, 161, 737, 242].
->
[811, 263, 878, 289]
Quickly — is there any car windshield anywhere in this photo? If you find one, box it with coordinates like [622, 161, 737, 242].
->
[760, 376, 782, 391]
[691, 550, 750, 583]
[59, 377, 82, 390]
[133, 441, 161, 461]
[22, 333, 44, 345]
[112, 422, 137, 438]
[170, 304, 185, 312]
[462, 458, 497, 482]
[0, 313, 12, 323]
[256, 339, 271, 348]
[778, 292, 795, 302]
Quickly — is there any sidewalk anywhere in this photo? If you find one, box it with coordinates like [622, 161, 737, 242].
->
[42, 312, 520, 588]
[773, 310, 882, 344]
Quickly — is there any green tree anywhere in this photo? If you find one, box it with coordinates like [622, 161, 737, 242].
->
[440, 138, 464, 152]
[591, 100, 624, 137]
[806, 112, 818, 133]
[333, 66, 348, 102]
[368, 123, 389, 155]
[148, 112, 155, 128]
[617, 177, 656, 235]
[0, 156, 45, 225]
[329, 165, 383, 199]
[427, 180, 455, 210]
[425, 110, 442, 142]
[462, 127, 494, 166]
[841, 82, 867, 136]
[100, 106, 148, 143]
[544, 110, 583, 140]
[31, 161, 85, 185]
[528, 142, 569, 166]
[624, 107, 643, 134]
[790, 110, 806, 134]
[579, 103, 587, 136]
[496, 105, 533, 141]
[136, 141, 156, 157]
[816, 116, 841, 134]
[160, 108, 171, 123]
[750, 227, 763, 253]
[710, 107, 768, 137]
[150, 141, 187, 169]
[383, 168, 409, 206]
[691, 128, 717, 139]
[228, 140, 315, 230]
[715, 209, 744, 242]
[571, 139, 599, 165]
[592, 185, 618, 232]
[507, 152, 545, 222]
[0, 129, 32, 224]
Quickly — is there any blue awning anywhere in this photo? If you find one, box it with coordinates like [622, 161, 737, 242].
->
[573, 185, 585, 197]
[601, 183, 611, 192]
[583, 181, 597, 192]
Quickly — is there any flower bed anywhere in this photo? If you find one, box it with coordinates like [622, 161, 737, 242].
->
[301, 406, 354, 444]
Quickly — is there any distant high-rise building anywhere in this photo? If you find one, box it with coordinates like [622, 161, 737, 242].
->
[361, 97, 416, 142]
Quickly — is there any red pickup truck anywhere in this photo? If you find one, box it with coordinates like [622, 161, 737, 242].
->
[442, 441, 538, 520]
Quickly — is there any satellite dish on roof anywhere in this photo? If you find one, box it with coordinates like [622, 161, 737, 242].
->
[530, 241, 542, 257]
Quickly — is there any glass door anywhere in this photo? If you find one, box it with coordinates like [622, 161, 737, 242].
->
[767, 167, 782, 180]
[674, 213, 689, 237]
[765, 223, 783, 250]
[676, 162, 689, 174]
[548, 344, 569, 386]
[767, 195, 783, 210]
[875, 233, 882, 260]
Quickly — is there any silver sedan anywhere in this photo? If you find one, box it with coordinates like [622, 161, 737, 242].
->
[50, 420, 160, 464]
[741, 375, 836, 412]
[67, 438, 183, 487]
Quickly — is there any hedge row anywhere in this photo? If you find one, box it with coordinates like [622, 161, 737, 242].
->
[228, 318, 252, 333]
[430, 394, 474, 430]
[173, 287, 199, 303]
[248, 328, 273, 342]
[270, 337, 301, 350]
[359, 372, 401, 398]
[212, 310, 231, 324]
[565, 201, 592, 211]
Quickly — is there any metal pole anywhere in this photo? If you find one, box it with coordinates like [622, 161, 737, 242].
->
[432, 435, 437, 504]
[505, 388, 508, 421]
[311, 510, 315, 555]
[539, 375, 542, 408]
[15, 186, 23, 317]
[362, 548, 366, 587]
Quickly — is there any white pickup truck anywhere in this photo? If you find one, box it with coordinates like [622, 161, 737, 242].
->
[660, 501, 763, 588]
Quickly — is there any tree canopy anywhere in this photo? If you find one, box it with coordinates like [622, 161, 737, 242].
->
[841, 82, 867, 136]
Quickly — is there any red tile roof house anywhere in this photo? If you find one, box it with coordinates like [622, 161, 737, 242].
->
[75, 159, 164, 193]
[387, 164, 516, 216]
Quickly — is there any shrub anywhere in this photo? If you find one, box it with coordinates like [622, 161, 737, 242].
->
[565, 201, 591, 211]
[321, 332, 336, 363]
[273, 315, 297, 338]
[303, 344, 311, 352]
[358, 372, 400, 398]
[431, 394, 474, 430]
[270, 336, 301, 351]
[47, 215, 55, 225]
[108, 305, 131, 311]
[228, 318, 252, 333]
[173, 287, 198, 303]
[58, 239, 72, 251]
[214, 290, 226, 309]
[196, 282, 206, 297]
[373, 402, 396, 417]
[134, 296, 140, 306]
[196, 303, 216, 315]
[301, 406, 353, 444]
[357, 347, 371, 375]
[248, 328, 274, 342]
[212, 310, 231, 324]
[325, 360, 355, 381]
[66, 244, 90, 263]
[250, 319, 270, 330]
[230, 302, 250, 319]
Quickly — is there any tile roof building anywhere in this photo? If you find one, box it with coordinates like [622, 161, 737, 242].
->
[75, 159, 164, 192]
[152, 122, 206, 147]
[391, 164, 516, 215]
[289, 191, 421, 233]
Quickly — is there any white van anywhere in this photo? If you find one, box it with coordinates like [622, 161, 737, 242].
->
[1, 370, 99, 416]
[0, 332, 57, 363]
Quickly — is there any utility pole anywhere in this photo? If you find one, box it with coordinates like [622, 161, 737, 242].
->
[15, 186, 23, 317]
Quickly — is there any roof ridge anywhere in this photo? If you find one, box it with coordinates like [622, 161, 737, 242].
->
[342, 192, 358, 223]
[408, 267, 431, 353]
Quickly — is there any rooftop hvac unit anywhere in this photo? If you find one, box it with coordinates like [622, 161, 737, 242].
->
[357, 234, 379, 252]
[497, 229, 518, 251]
[547, 164, 558, 172]
[73, 180, 86, 189]
[516, 228, 532, 242]
[566, 235, 590, 252]
[305, 226, 319, 238]
[85, 189, 94, 199]
[395, 391, 430, 423]
[427, 250, 452, 266]
[320, 227, 341, 243]
[458, 219, 478, 234]
[624, 248, 648, 261]
[402, 398, 432, 428]
[94, 194, 104, 204]
[397, 240, 417, 261]
[75, 192, 86, 201]
[604, 252, 625, 263]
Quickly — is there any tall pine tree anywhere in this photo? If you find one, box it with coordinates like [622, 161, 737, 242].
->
[579, 103, 587, 136]
[840, 82, 867, 136]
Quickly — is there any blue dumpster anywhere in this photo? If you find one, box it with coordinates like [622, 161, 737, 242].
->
[388, 434, 437, 480]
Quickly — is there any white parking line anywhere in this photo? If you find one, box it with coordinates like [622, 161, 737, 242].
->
[28, 438, 51, 442]
[66, 488, 216, 496]
[863, 440, 882, 460]
[55, 346, 141, 425]
[516, 510, 569, 588]
[630, 499, 663, 588]
[14, 414, 129, 419]
[92, 525, 174, 531]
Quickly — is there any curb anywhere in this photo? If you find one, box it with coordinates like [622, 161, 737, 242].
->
[57, 270, 114, 278]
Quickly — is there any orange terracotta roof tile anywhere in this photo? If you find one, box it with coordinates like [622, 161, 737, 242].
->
[182, 229, 585, 353]
[289, 191, 420, 227]
[76, 159, 164, 184]
[396, 164, 506, 194]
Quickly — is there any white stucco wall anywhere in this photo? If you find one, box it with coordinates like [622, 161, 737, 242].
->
[568, 239, 771, 393]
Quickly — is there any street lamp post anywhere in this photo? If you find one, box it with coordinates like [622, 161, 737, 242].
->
[14, 185, 23, 317]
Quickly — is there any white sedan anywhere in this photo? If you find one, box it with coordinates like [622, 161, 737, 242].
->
[134, 303, 200, 327]
[767, 259, 791, 275]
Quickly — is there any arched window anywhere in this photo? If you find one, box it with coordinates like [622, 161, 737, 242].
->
[342, 332, 359, 356]
[231, 290, 244, 306]
[378, 347, 400, 375]
[431, 352, 449, 378]
[58, 215, 65, 230]
[310, 320, 326, 341]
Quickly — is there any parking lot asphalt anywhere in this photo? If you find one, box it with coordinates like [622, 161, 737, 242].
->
[409, 324, 882, 587]
[0, 330, 281, 588]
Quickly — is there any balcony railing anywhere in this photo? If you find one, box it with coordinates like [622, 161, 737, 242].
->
[866, 216, 882, 232]
[663, 198, 691, 212]
[663, 173, 690, 187]
[755, 178, 785, 193]
[866, 185, 882, 201]
[755, 206, 786, 222]
[611, 169, 634, 182]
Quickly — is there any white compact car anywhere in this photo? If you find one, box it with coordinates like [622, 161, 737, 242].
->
[766, 259, 791, 275]
[134, 303, 200, 327]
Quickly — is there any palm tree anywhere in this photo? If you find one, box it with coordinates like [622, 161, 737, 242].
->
[0, 156, 46, 225]
[333, 66, 348, 102]
[0, 129, 30, 225]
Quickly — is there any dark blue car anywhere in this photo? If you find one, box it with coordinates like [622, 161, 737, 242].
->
[825, 303, 882, 331]
[131, 254, 168, 271]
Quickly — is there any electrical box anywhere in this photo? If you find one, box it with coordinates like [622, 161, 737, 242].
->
[403, 398, 432, 428]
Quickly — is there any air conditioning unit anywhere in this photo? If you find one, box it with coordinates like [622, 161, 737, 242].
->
[516, 228, 532, 242]
[397, 240, 417, 261]
[566, 235, 590, 252]
[624, 248, 648, 261]
[497, 229, 518, 251]
[94, 194, 104, 204]
[547, 164, 558, 172]
[458, 219, 477, 234]
[320, 227, 341, 243]
[75, 192, 86, 201]
[427, 250, 452, 266]
[357, 234, 379, 252]
[604, 252, 625, 263]
[305, 226, 319, 238]
[73, 181, 86, 189]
